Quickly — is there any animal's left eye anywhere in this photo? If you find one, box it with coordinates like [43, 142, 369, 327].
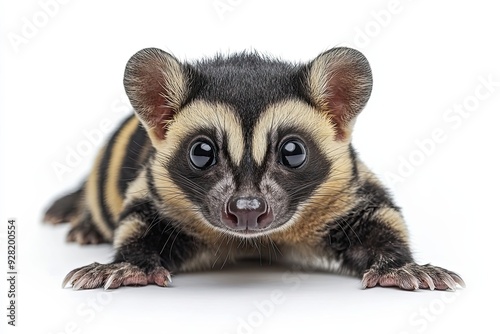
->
[189, 140, 216, 170]
[279, 139, 307, 168]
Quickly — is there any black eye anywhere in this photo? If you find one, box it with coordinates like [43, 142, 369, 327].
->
[279, 139, 307, 168]
[189, 140, 216, 169]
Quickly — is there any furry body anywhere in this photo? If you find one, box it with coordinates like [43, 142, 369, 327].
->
[45, 47, 464, 290]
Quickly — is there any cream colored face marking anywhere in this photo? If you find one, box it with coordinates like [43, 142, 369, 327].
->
[158, 101, 245, 166]
[252, 100, 337, 165]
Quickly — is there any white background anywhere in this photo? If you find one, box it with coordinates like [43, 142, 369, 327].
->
[1, 0, 499, 333]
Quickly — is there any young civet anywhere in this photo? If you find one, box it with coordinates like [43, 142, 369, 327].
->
[44, 47, 465, 291]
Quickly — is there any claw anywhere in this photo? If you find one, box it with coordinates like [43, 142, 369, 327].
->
[72, 278, 86, 291]
[450, 273, 466, 288]
[401, 268, 419, 290]
[361, 270, 379, 289]
[63, 262, 100, 289]
[419, 271, 435, 290]
[104, 274, 117, 290]
[441, 273, 457, 291]
[62, 270, 77, 289]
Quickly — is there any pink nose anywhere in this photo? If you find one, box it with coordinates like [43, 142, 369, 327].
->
[221, 196, 273, 231]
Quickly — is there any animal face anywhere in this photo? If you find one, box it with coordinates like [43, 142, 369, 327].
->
[124, 48, 372, 238]
[154, 99, 341, 238]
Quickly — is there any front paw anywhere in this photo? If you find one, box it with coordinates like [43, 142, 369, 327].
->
[362, 263, 465, 291]
[62, 262, 172, 290]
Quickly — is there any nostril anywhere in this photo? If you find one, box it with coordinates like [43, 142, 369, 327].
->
[221, 209, 240, 229]
[256, 208, 274, 229]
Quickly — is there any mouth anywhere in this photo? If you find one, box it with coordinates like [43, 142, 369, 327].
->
[232, 227, 269, 234]
[218, 224, 275, 238]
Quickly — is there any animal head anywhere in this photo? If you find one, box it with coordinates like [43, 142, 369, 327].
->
[123, 47, 372, 238]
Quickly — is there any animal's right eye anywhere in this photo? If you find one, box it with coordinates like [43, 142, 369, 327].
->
[189, 140, 217, 170]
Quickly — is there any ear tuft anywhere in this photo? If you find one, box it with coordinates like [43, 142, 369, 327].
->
[123, 48, 188, 145]
[307, 47, 372, 140]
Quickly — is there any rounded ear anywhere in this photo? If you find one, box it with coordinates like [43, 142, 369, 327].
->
[306, 47, 373, 140]
[123, 48, 188, 146]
